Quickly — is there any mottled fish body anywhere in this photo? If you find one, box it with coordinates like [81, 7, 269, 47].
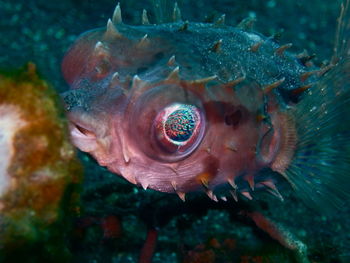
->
[62, 1, 350, 209]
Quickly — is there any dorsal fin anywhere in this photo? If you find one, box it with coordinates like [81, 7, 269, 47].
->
[152, 0, 174, 23]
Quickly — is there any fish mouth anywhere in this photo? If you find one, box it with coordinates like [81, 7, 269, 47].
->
[68, 110, 97, 139]
[64, 107, 102, 154]
[70, 121, 96, 139]
[68, 120, 99, 154]
[65, 107, 119, 167]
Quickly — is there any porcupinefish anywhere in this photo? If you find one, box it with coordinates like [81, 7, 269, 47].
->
[62, 1, 350, 209]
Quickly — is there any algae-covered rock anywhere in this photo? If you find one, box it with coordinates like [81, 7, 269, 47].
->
[0, 63, 82, 263]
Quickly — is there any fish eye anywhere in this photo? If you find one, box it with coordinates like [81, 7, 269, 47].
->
[129, 84, 205, 162]
[153, 103, 203, 154]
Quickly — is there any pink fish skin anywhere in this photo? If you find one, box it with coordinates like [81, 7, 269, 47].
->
[62, 2, 350, 209]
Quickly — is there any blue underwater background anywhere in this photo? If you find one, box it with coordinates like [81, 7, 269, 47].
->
[1, 0, 349, 262]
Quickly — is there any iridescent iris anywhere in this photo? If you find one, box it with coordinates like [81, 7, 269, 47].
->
[164, 108, 196, 142]
[153, 103, 203, 154]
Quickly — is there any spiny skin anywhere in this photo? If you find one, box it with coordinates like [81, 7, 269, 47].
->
[63, 22, 309, 101]
[62, 6, 318, 199]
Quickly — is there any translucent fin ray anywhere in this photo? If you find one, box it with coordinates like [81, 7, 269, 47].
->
[333, 0, 350, 62]
[285, 58, 350, 212]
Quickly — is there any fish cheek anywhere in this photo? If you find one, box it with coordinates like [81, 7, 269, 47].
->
[224, 105, 248, 129]
[203, 101, 248, 126]
[201, 102, 257, 174]
[194, 156, 220, 186]
[133, 109, 158, 152]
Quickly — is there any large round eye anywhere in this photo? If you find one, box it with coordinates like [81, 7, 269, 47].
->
[153, 103, 203, 154]
[129, 84, 205, 162]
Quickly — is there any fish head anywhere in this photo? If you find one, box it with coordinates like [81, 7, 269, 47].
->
[61, 23, 291, 194]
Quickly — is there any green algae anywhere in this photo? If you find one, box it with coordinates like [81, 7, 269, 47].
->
[0, 63, 82, 263]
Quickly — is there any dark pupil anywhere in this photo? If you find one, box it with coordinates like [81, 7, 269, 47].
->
[164, 109, 195, 142]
